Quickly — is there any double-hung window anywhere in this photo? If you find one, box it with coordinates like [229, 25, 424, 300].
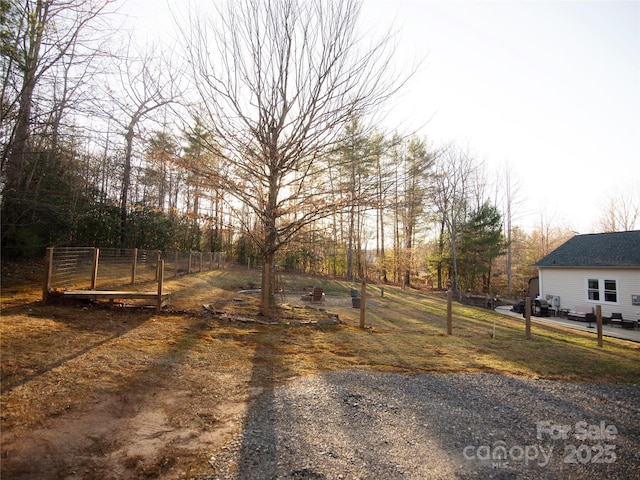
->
[586, 278, 618, 304]
[603, 280, 617, 302]
[587, 279, 600, 301]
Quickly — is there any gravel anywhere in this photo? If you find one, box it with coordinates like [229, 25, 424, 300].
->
[207, 371, 640, 480]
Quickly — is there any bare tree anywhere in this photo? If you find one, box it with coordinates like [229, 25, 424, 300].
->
[99, 42, 181, 247]
[1, 0, 112, 189]
[1, 0, 115, 252]
[495, 161, 523, 296]
[431, 143, 476, 295]
[182, 0, 408, 310]
[596, 190, 640, 232]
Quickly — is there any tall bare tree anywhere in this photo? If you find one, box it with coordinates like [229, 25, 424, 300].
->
[1, 0, 114, 253]
[431, 144, 476, 295]
[1, 0, 112, 188]
[496, 162, 522, 296]
[596, 190, 640, 232]
[182, 0, 408, 310]
[100, 43, 181, 247]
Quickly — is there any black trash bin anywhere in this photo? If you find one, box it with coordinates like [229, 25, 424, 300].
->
[533, 299, 550, 317]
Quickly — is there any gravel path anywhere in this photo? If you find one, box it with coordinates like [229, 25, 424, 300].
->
[208, 371, 640, 480]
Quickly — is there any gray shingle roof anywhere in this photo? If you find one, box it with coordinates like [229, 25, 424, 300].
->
[534, 230, 640, 268]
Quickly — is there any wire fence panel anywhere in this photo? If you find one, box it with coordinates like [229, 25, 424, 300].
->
[49, 247, 96, 290]
[164, 251, 192, 277]
[135, 249, 161, 284]
[46, 247, 226, 293]
[95, 248, 137, 289]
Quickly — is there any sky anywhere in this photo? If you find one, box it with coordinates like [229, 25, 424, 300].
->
[120, 0, 640, 234]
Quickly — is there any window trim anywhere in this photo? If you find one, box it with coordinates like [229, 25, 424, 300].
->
[585, 277, 619, 305]
[587, 278, 600, 301]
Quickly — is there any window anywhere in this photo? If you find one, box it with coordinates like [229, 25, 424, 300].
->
[587, 279, 599, 301]
[586, 278, 618, 304]
[604, 280, 617, 302]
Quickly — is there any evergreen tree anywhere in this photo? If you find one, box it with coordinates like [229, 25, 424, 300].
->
[458, 202, 506, 293]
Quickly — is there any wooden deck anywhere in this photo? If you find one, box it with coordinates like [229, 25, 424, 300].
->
[62, 290, 171, 311]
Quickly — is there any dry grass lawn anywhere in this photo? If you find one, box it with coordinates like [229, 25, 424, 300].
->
[2, 265, 639, 479]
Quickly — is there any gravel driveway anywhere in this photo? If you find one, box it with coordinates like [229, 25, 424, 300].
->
[208, 371, 639, 480]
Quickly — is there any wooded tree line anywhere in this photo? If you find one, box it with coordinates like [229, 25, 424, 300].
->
[2, 0, 631, 309]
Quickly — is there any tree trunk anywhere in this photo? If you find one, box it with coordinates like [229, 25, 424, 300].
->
[449, 218, 459, 296]
[506, 201, 512, 296]
[380, 206, 387, 283]
[120, 122, 135, 247]
[347, 200, 355, 280]
[260, 163, 280, 312]
[261, 253, 275, 311]
[403, 227, 412, 288]
[377, 157, 387, 283]
[3, 0, 44, 190]
[437, 214, 446, 290]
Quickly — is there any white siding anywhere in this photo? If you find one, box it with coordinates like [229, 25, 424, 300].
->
[538, 268, 640, 320]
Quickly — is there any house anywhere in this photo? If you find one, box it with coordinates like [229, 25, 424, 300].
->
[533, 230, 640, 321]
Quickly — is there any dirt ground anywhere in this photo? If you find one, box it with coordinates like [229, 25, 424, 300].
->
[3, 265, 639, 479]
[1, 267, 351, 480]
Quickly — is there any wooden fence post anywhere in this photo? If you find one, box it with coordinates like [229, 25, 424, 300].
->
[446, 290, 453, 335]
[156, 260, 164, 313]
[91, 248, 100, 290]
[596, 305, 603, 347]
[188, 251, 193, 274]
[155, 251, 161, 281]
[525, 297, 532, 339]
[175, 251, 179, 278]
[43, 247, 54, 302]
[359, 281, 366, 329]
[199, 252, 203, 272]
[131, 248, 138, 285]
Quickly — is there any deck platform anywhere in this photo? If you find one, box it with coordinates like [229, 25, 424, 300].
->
[63, 290, 171, 310]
